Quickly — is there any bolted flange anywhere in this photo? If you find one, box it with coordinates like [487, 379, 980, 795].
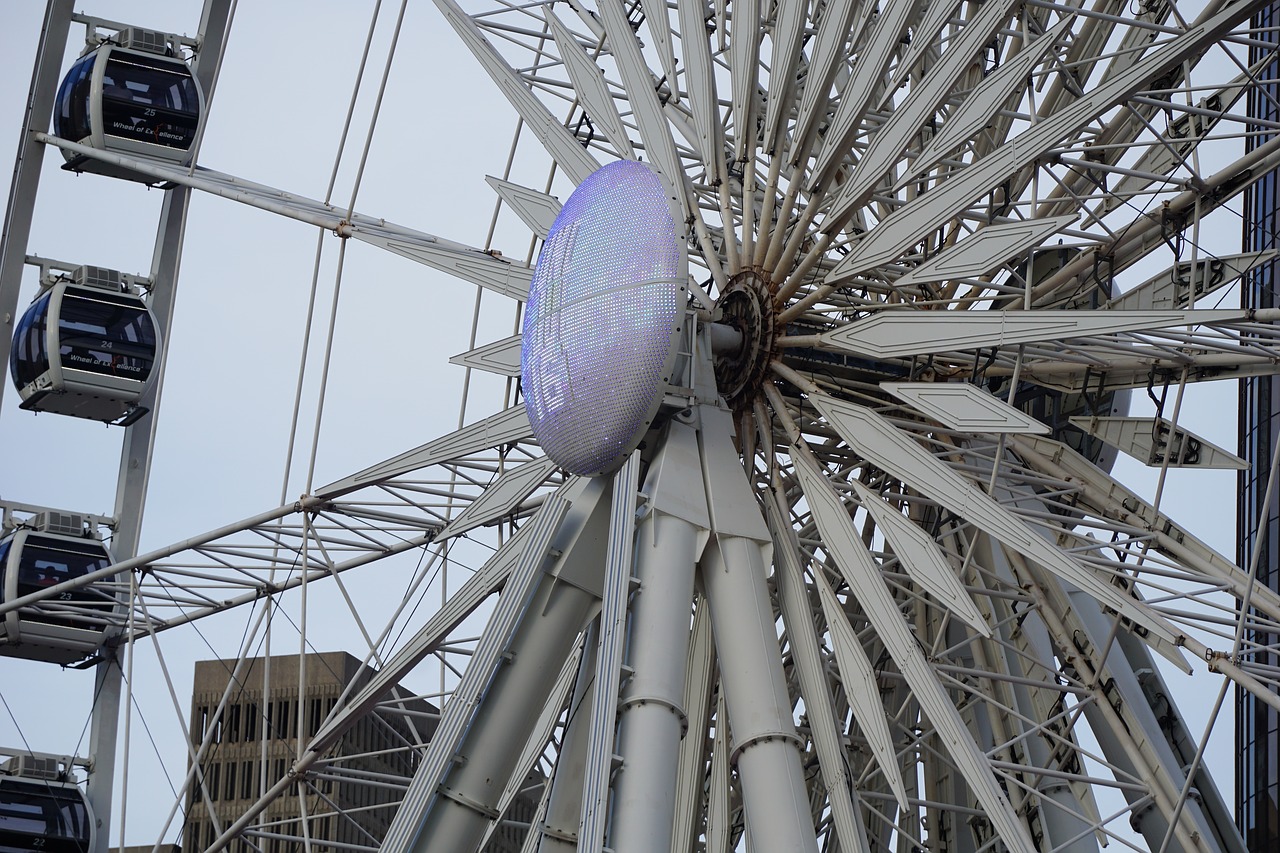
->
[714, 270, 776, 409]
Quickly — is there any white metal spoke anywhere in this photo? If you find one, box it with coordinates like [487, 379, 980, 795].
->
[11, 0, 1280, 849]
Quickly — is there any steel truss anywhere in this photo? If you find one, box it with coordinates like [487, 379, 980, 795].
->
[8, 0, 1280, 850]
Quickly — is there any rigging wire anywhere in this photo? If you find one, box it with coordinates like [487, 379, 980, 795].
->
[287, 0, 410, 759]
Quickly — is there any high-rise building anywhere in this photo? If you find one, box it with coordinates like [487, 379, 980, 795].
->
[1238, 6, 1280, 849]
[183, 652, 437, 853]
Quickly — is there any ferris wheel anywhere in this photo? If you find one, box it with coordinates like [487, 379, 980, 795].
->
[3, 0, 1280, 851]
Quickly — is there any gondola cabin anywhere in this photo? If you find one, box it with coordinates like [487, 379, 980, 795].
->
[0, 514, 121, 666]
[10, 266, 159, 423]
[0, 758, 94, 853]
[53, 28, 204, 180]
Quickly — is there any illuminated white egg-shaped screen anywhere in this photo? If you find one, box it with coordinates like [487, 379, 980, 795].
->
[521, 160, 685, 477]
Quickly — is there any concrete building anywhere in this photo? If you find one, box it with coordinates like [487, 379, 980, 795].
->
[183, 652, 437, 853]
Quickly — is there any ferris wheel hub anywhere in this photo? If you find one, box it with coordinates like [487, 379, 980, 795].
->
[713, 269, 776, 408]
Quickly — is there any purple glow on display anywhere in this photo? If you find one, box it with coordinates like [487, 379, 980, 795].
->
[521, 160, 684, 476]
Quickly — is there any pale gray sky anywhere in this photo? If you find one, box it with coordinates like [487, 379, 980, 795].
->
[0, 2, 535, 845]
[0, 1, 1251, 849]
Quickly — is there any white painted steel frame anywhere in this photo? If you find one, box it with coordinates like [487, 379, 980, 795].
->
[0, 7, 233, 853]
[608, 440, 701, 853]
[577, 454, 639, 853]
[12, 0, 1280, 849]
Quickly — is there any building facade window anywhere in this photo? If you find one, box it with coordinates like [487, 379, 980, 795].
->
[1239, 4, 1280, 849]
[182, 653, 445, 852]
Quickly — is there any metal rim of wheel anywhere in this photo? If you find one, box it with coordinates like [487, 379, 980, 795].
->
[6, 0, 1280, 851]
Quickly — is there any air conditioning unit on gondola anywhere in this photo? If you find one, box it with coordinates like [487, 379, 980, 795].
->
[0, 756, 94, 852]
[30, 512, 87, 538]
[117, 27, 171, 56]
[1, 755, 66, 782]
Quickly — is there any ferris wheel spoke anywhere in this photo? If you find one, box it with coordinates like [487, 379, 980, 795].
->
[795, 388, 1192, 663]
[1012, 433, 1280, 624]
[765, 492, 874, 853]
[435, 0, 601, 184]
[1106, 250, 1275, 312]
[484, 176, 561, 239]
[449, 332, 523, 377]
[807, 551, 911, 813]
[878, 2, 956, 104]
[319, 404, 532, 497]
[798, 307, 1275, 361]
[807, 0, 1265, 295]
[808, 0, 916, 190]
[206, 525, 531, 853]
[883, 214, 1081, 293]
[6, 438, 553, 655]
[592, 0, 732, 289]
[595, 0, 684, 193]
[1070, 415, 1247, 470]
[309, 511, 552, 752]
[787, 0, 859, 167]
[904, 18, 1076, 186]
[760, 0, 807, 159]
[790, 452, 1038, 853]
[546, 10, 638, 161]
[636, 0, 678, 100]
[674, 0, 727, 175]
[1029, 145, 1280, 306]
[362, 231, 533, 301]
[727, 0, 760, 167]
[436, 456, 560, 540]
[848, 479, 991, 636]
[1008, 348, 1280, 393]
[1027, 14, 1187, 216]
[1094, 72, 1254, 217]
[42, 131, 526, 293]
[674, 0, 739, 279]
[827, 0, 1028, 225]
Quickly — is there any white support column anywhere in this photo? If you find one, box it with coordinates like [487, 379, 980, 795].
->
[409, 564, 600, 853]
[670, 593, 716, 853]
[391, 480, 611, 853]
[535, 624, 597, 853]
[578, 455, 642, 852]
[608, 512, 700, 852]
[0, 0, 73, 410]
[608, 417, 708, 853]
[85, 648, 124, 853]
[700, 533, 817, 853]
[85, 6, 234, 852]
[692, 402, 817, 852]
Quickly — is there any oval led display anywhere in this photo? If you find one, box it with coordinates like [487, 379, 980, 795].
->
[521, 160, 685, 477]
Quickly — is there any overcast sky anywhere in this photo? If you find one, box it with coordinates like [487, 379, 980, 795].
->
[0, 1, 1250, 849]
[0, 2, 542, 846]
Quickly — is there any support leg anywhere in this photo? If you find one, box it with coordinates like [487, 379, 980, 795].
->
[608, 512, 700, 853]
[700, 534, 817, 853]
[535, 624, 597, 853]
[397, 482, 612, 853]
[411, 575, 599, 852]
